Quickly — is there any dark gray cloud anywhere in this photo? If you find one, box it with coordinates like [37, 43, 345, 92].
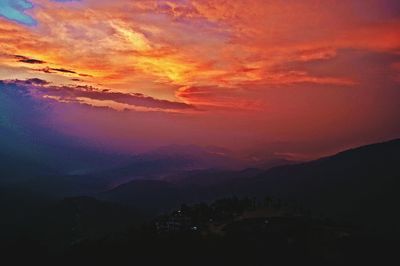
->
[50, 68, 77, 74]
[79, 73, 93, 77]
[15, 55, 46, 64]
[35, 66, 93, 77]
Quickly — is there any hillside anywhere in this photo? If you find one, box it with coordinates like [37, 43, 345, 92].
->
[228, 139, 400, 234]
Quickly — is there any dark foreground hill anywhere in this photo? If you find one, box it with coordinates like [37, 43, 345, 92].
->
[98, 180, 183, 213]
[4, 196, 397, 266]
[0, 194, 146, 253]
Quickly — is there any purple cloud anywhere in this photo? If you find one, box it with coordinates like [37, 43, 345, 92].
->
[1, 79, 195, 111]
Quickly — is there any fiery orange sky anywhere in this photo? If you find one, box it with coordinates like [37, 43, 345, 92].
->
[1, 0, 399, 158]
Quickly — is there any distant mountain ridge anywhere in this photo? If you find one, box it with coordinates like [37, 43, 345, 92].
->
[99, 139, 400, 235]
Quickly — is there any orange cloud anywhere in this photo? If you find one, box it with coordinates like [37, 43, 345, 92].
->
[1, 0, 400, 155]
[1, 1, 399, 96]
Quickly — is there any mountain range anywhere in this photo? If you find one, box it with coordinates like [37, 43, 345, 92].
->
[0, 138, 399, 239]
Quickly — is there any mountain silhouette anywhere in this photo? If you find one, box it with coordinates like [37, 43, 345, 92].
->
[226, 139, 400, 235]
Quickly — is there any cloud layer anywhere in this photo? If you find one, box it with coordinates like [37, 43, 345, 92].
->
[1, 79, 194, 112]
[0, 0, 399, 156]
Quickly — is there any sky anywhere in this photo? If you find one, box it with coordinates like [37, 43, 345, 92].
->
[0, 0, 399, 159]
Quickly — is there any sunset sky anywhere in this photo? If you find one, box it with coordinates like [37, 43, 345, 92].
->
[1, 0, 399, 159]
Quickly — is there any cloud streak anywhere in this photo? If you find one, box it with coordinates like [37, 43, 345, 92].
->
[15, 55, 46, 64]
